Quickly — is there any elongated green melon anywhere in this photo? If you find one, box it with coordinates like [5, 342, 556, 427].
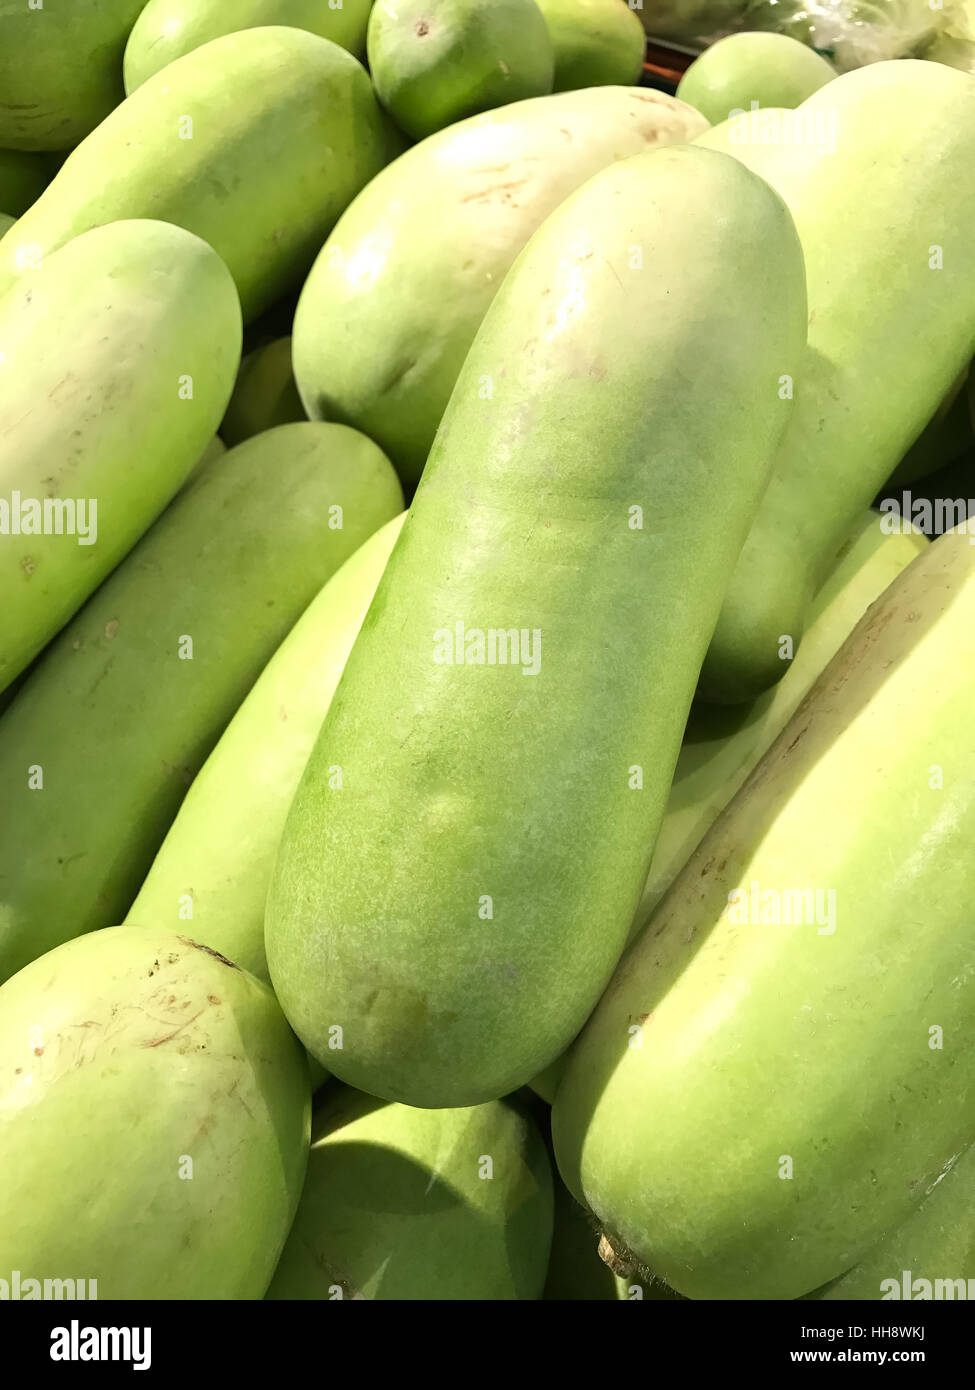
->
[695, 61, 975, 702]
[0, 28, 394, 320]
[677, 31, 835, 123]
[0, 423, 402, 985]
[638, 513, 927, 925]
[266, 145, 807, 1108]
[531, 512, 926, 1106]
[221, 337, 305, 449]
[367, 0, 555, 141]
[0, 0, 145, 151]
[811, 1144, 975, 1301]
[536, 0, 646, 91]
[124, 0, 374, 91]
[127, 514, 406, 983]
[266, 1086, 553, 1300]
[553, 529, 975, 1301]
[0, 927, 310, 1299]
[292, 85, 707, 488]
[0, 219, 241, 695]
[0, 148, 50, 215]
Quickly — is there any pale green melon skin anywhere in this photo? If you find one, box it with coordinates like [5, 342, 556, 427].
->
[636, 513, 928, 926]
[0, 926, 310, 1299]
[677, 31, 835, 124]
[0, 27, 393, 321]
[0, 148, 50, 215]
[127, 515, 406, 984]
[695, 61, 975, 702]
[536, 0, 645, 91]
[0, 423, 403, 985]
[124, 0, 374, 91]
[531, 512, 927, 1105]
[266, 1086, 553, 1300]
[811, 1143, 975, 1300]
[0, 219, 242, 696]
[0, 0, 146, 151]
[221, 337, 305, 449]
[292, 85, 707, 488]
[554, 530, 975, 1300]
[367, 0, 555, 141]
[267, 146, 806, 1109]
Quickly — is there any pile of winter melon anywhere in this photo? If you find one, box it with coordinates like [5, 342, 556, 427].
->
[1, 0, 974, 1303]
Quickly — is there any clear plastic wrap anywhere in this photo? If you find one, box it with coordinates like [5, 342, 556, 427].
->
[636, 0, 959, 70]
[923, 0, 975, 72]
